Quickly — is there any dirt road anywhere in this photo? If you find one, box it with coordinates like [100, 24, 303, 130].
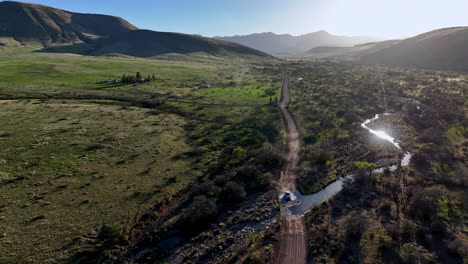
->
[277, 75, 300, 192]
[276, 74, 307, 264]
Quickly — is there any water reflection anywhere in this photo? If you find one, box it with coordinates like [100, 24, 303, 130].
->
[287, 176, 352, 215]
[286, 113, 413, 216]
[361, 114, 401, 149]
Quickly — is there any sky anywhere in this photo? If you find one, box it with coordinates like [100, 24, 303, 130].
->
[4, 0, 468, 38]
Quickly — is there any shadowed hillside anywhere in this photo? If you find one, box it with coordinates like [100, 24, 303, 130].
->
[294, 27, 468, 72]
[0, 1, 137, 45]
[41, 29, 275, 60]
[361, 27, 468, 72]
[1, 1, 274, 60]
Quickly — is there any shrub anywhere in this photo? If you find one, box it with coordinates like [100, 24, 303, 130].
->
[247, 250, 265, 264]
[183, 195, 217, 228]
[191, 182, 220, 197]
[221, 181, 247, 204]
[251, 148, 283, 170]
[345, 213, 368, 238]
[354, 161, 377, 170]
[99, 223, 124, 241]
[400, 243, 437, 264]
[214, 174, 230, 186]
[234, 165, 269, 190]
[228, 147, 248, 166]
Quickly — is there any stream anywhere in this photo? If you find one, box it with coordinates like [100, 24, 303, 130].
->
[284, 113, 412, 216]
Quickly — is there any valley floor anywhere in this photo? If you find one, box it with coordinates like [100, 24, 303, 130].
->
[0, 48, 466, 264]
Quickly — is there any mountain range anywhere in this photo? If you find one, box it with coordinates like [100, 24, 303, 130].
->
[0, 1, 273, 60]
[215, 31, 382, 55]
[1, 1, 467, 71]
[300, 27, 468, 72]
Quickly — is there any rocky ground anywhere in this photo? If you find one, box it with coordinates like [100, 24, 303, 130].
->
[146, 191, 279, 264]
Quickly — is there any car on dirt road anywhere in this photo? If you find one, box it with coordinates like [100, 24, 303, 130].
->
[283, 192, 292, 201]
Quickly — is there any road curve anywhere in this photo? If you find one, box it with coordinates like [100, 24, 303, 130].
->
[275, 74, 307, 264]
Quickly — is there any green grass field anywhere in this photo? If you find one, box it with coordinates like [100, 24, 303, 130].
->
[0, 99, 201, 263]
[194, 83, 279, 103]
[0, 48, 278, 103]
[0, 47, 281, 263]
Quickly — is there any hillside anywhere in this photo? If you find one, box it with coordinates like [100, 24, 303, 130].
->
[0, 1, 137, 46]
[215, 31, 381, 55]
[0, 1, 273, 60]
[42, 29, 274, 60]
[361, 27, 468, 72]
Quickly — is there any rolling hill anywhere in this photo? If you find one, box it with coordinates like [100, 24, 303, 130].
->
[0, 1, 137, 46]
[42, 29, 274, 59]
[215, 31, 381, 55]
[296, 27, 468, 72]
[0, 1, 274, 60]
[361, 27, 468, 72]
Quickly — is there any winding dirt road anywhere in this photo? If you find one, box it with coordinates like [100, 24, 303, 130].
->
[275, 74, 307, 264]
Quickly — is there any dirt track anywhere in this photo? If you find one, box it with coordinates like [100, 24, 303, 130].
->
[275, 75, 307, 264]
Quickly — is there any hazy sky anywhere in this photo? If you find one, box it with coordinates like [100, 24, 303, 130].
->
[6, 0, 468, 38]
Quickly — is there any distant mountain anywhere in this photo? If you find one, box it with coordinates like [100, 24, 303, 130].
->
[215, 31, 381, 55]
[299, 40, 401, 60]
[295, 27, 468, 72]
[361, 27, 468, 72]
[0, 1, 137, 46]
[43, 29, 274, 60]
[305, 46, 347, 55]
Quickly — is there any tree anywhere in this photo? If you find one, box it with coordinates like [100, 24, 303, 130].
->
[152, 74, 156, 81]
[136, 72, 142, 79]
[127, 75, 136, 83]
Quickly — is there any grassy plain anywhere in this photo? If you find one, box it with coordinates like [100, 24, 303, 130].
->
[0, 48, 282, 263]
[0, 99, 198, 263]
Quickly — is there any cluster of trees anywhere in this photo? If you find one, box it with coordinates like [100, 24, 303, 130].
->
[121, 72, 156, 84]
[176, 106, 283, 232]
[181, 145, 282, 231]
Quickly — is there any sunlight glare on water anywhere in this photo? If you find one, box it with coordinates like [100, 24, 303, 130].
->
[361, 114, 401, 149]
[286, 114, 413, 216]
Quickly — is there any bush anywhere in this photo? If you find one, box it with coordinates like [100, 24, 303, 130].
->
[228, 147, 248, 166]
[221, 181, 247, 204]
[191, 182, 220, 197]
[400, 243, 437, 264]
[183, 195, 217, 229]
[99, 223, 124, 242]
[345, 213, 368, 238]
[354, 161, 377, 170]
[234, 165, 269, 190]
[246, 250, 265, 264]
[250, 148, 283, 170]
